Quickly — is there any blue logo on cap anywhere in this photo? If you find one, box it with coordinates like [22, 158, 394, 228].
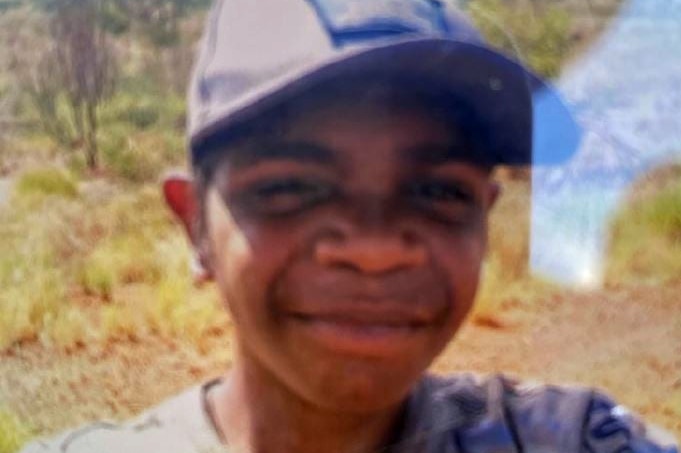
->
[308, 0, 449, 47]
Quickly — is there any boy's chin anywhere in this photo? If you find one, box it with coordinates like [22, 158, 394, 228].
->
[264, 320, 455, 414]
[285, 355, 430, 414]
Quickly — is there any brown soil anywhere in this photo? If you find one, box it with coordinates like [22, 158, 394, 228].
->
[1, 283, 679, 444]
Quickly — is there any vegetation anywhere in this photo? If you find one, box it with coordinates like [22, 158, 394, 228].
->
[0, 0, 607, 180]
[0, 0, 214, 362]
[15, 167, 78, 198]
[0, 175, 228, 352]
[8, 0, 680, 450]
[606, 164, 681, 285]
[3, 0, 206, 171]
[0, 0, 596, 351]
[0, 0, 640, 356]
[9, 1, 117, 170]
[468, 0, 574, 78]
[0, 409, 32, 453]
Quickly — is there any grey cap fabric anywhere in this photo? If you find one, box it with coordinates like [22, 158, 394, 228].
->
[187, 0, 581, 166]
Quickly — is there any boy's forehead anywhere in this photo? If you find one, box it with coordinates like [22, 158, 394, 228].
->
[215, 94, 494, 171]
[194, 76, 501, 174]
[233, 79, 468, 135]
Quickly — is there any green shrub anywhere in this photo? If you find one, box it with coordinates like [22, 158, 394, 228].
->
[642, 183, 681, 237]
[607, 172, 681, 284]
[156, 93, 186, 128]
[96, 85, 186, 182]
[120, 103, 160, 129]
[100, 87, 183, 131]
[79, 255, 116, 300]
[15, 167, 78, 199]
[468, 0, 573, 78]
[160, 129, 186, 163]
[104, 185, 169, 234]
[100, 91, 160, 129]
[98, 123, 129, 159]
[101, 132, 165, 183]
[149, 275, 225, 345]
[77, 188, 170, 298]
[106, 146, 148, 183]
[99, 121, 182, 183]
[0, 408, 32, 453]
[79, 236, 163, 298]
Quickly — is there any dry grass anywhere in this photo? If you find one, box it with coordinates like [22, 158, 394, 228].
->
[0, 166, 227, 353]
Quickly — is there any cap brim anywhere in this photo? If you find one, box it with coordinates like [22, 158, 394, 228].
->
[191, 38, 580, 166]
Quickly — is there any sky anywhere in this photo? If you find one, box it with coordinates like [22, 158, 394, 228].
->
[530, 0, 681, 287]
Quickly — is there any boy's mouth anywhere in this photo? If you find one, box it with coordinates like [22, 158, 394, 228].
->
[288, 303, 435, 325]
[283, 302, 443, 357]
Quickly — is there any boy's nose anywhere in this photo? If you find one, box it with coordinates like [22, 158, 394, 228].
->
[314, 195, 427, 274]
[315, 234, 427, 275]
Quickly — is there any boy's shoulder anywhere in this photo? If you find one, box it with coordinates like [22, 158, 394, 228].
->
[19, 374, 678, 453]
[409, 373, 677, 453]
[19, 381, 226, 453]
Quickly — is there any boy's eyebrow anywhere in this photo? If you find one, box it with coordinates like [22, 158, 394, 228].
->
[226, 141, 336, 168]
[404, 143, 493, 167]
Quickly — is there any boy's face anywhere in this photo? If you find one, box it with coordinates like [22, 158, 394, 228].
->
[201, 98, 499, 413]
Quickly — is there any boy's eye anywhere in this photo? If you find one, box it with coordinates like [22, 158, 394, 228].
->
[407, 179, 475, 203]
[235, 177, 336, 216]
[405, 179, 479, 222]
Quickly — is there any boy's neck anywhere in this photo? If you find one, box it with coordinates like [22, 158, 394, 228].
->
[209, 356, 408, 453]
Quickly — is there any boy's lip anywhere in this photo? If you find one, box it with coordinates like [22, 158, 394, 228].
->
[282, 302, 442, 356]
[286, 305, 434, 326]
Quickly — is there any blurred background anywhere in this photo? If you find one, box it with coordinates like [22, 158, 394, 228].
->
[0, 0, 679, 451]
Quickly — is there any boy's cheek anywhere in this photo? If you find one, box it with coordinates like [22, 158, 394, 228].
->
[433, 237, 486, 311]
[204, 197, 300, 319]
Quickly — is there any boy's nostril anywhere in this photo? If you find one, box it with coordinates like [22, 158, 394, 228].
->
[315, 237, 426, 274]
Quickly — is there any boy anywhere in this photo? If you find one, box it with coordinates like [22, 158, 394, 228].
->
[21, 0, 678, 452]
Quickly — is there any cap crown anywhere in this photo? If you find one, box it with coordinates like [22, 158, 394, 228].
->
[188, 0, 581, 166]
[188, 0, 483, 144]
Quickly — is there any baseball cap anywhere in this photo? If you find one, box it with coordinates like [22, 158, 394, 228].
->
[187, 0, 581, 167]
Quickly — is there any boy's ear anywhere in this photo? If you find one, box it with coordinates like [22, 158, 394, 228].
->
[163, 172, 213, 284]
[162, 172, 198, 243]
[487, 181, 501, 211]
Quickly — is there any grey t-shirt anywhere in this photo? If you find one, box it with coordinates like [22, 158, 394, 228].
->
[19, 374, 679, 453]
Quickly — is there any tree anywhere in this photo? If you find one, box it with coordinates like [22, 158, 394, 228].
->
[51, 0, 116, 169]
[113, 0, 211, 94]
[93, 0, 211, 45]
[9, 0, 117, 170]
